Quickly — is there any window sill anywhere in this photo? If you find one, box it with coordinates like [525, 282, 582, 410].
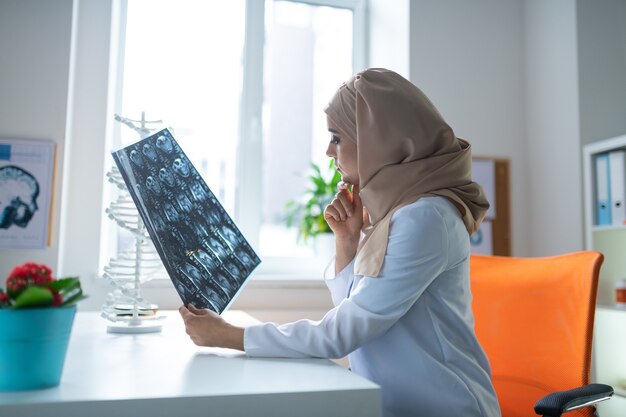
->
[137, 272, 329, 292]
[90, 259, 334, 312]
[113, 270, 332, 311]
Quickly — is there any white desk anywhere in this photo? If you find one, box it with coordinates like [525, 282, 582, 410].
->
[0, 311, 380, 417]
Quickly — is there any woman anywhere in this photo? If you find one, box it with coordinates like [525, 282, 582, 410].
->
[180, 68, 501, 417]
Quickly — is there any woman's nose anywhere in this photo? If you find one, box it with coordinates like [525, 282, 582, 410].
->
[326, 143, 336, 158]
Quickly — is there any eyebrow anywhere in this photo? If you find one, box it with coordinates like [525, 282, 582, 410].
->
[328, 128, 340, 134]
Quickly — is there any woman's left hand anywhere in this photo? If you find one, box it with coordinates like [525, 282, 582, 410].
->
[179, 304, 244, 350]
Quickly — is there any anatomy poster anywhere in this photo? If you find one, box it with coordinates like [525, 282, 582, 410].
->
[0, 139, 55, 249]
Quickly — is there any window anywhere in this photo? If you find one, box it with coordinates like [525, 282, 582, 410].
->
[118, 0, 246, 214]
[260, 1, 353, 260]
[111, 0, 367, 280]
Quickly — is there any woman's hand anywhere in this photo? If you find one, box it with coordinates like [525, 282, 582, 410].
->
[324, 183, 365, 273]
[324, 183, 364, 239]
[179, 304, 244, 351]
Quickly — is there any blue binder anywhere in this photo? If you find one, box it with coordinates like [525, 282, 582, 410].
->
[596, 153, 612, 225]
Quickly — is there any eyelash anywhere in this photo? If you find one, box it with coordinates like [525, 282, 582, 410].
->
[330, 135, 340, 145]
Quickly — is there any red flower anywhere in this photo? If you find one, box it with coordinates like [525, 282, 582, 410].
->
[5, 262, 54, 293]
[6, 275, 28, 293]
[1, 261, 85, 309]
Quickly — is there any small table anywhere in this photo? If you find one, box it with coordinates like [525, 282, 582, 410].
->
[0, 311, 381, 417]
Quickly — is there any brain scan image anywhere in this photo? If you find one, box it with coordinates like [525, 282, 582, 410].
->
[190, 181, 208, 202]
[145, 176, 161, 195]
[180, 262, 204, 283]
[129, 149, 144, 167]
[175, 263, 200, 294]
[207, 209, 222, 226]
[152, 212, 166, 232]
[194, 249, 218, 274]
[174, 280, 193, 301]
[158, 167, 175, 187]
[221, 225, 241, 247]
[191, 292, 222, 314]
[200, 282, 226, 311]
[112, 128, 262, 311]
[163, 202, 180, 222]
[224, 261, 242, 281]
[172, 157, 191, 177]
[235, 248, 253, 266]
[213, 272, 236, 297]
[0, 166, 39, 229]
[176, 193, 193, 213]
[155, 134, 174, 153]
[188, 218, 209, 237]
[142, 143, 158, 161]
[206, 236, 229, 261]
[213, 231, 233, 251]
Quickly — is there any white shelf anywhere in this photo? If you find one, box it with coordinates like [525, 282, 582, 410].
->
[593, 224, 626, 232]
[584, 134, 626, 155]
[583, 134, 626, 249]
[597, 303, 626, 312]
[584, 135, 626, 417]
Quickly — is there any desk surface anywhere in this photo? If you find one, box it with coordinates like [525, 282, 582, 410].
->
[0, 311, 380, 417]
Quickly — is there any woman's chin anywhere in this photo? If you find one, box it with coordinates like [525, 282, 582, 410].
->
[341, 176, 358, 187]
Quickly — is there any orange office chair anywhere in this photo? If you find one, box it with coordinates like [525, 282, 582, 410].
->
[470, 252, 613, 417]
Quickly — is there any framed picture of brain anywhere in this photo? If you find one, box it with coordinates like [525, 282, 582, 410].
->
[0, 138, 56, 249]
[112, 129, 261, 313]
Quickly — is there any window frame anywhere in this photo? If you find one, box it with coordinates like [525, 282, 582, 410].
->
[238, 0, 368, 279]
[68, 0, 370, 312]
[110, 0, 367, 281]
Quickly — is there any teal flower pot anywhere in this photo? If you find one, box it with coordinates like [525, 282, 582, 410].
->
[0, 305, 76, 391]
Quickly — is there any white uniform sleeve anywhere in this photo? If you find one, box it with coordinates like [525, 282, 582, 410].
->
[323, 257, 356, 307]
[244, 204, 449, 358]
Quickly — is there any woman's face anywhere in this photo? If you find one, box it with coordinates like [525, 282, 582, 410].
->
[325, 115, 358, 186]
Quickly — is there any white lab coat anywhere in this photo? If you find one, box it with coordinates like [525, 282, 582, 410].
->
[244, 197, 501, 417]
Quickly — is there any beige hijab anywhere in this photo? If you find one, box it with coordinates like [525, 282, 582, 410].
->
[325, 68, 489, 277]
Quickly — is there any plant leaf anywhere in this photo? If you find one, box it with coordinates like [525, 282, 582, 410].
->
[284, 159, 344, 241]
[48, 277, 84, 306]
[310, 162, 321, 176]
[13, 286, 54, 309]
[47, 277, 80, 292]
[62, 294, 88, 307]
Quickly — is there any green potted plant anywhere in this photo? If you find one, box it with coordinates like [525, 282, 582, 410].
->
[285, 160, 341, 257]
[0, 262, 85, 391]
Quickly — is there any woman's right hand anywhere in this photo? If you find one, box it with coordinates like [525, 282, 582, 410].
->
[324, 182, 363, 239]
[324, 183, 364, 272]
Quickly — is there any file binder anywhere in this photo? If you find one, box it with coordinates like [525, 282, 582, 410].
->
[595, 153, 612, 225]
[609, 150, 626, 225]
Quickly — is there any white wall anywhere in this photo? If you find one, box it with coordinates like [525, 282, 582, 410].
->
[577, 0, 626, 146]
[408, 0, 590, 257]
[0, 0, 120, 310]
[1, 0, 615, 314]
[60, 0, 117, 310]
[369, 0, 409, 77]
[524, 0, 583, 256]
[0, 0, 74, 270]
[409, 0, 529, 256]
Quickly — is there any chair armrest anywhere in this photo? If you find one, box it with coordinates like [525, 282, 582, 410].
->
[534, 383, 614, 417]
